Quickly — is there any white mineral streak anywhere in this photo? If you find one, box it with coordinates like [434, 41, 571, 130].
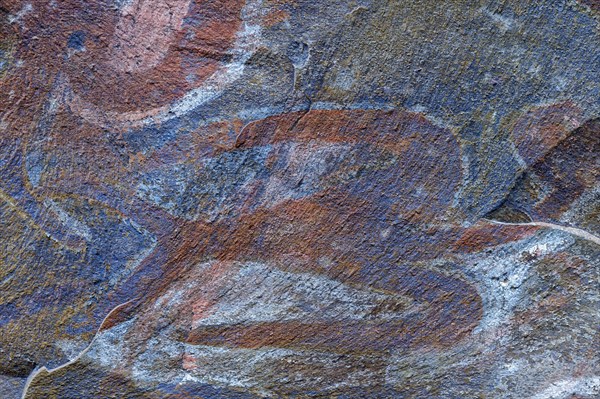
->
[181, 345, 379, 396]
[472, 229, 574, 334]
[8, 3, 32, 25]
[485, 219, 600, 246]
[20, 301, 133, 399]
[192, 262, 412, 328]
[530, 376, 600, 399]
[42, 199, 92, 241]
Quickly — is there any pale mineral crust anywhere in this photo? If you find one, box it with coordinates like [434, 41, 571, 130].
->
[0, 0, 599, 398]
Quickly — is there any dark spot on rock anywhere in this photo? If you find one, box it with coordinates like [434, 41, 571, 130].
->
[0, 356, 36, 378]
[485, 204, 532, 223]
[579, 0, 600, 12]
[67, 31, 86, 50]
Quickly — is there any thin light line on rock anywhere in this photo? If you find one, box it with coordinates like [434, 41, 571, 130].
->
[483, 219, 600, 246]
[20, 300, 133, 399]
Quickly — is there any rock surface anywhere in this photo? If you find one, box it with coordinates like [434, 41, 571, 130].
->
[0, 0, 599, 398]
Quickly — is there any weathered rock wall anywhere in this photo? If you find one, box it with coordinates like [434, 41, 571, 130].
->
[0, 1, 598, 398]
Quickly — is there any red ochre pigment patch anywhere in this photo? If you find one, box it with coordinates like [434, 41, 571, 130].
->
[9, 0, 246, 115]
[90, 109, 483, 355]
[510, 101, 583, 166]
[66, 0, 245, 113]
[452, 222, 540, 253]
